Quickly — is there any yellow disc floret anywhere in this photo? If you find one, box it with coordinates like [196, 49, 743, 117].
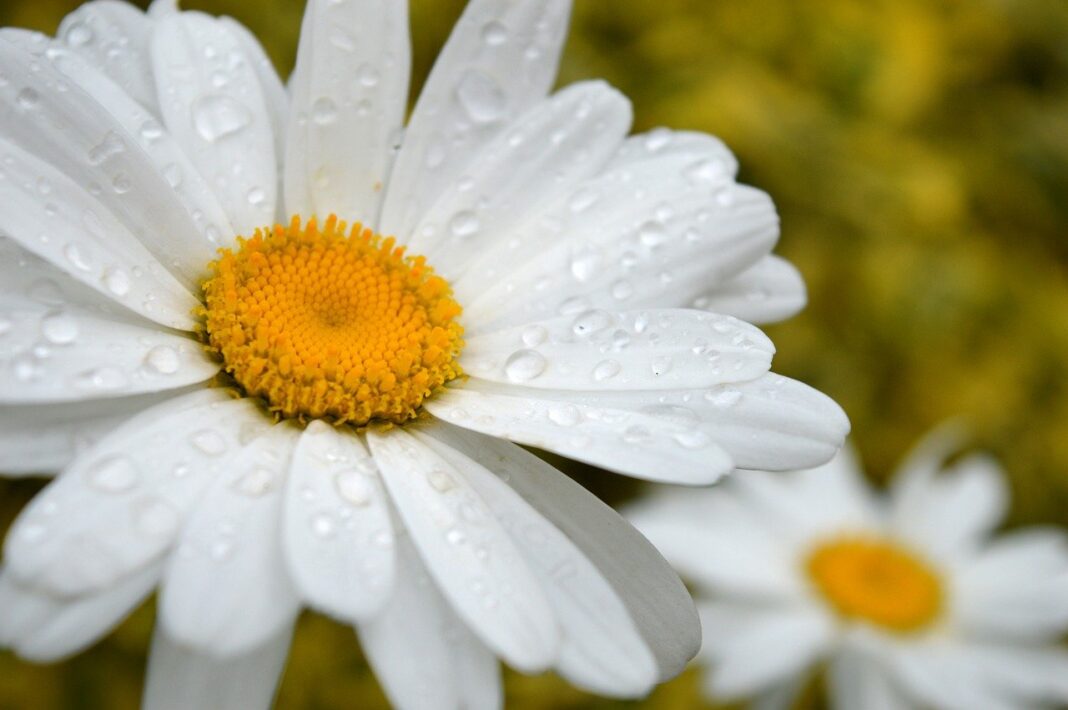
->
[201, 216, 464, 425]
[805, 535, 943, 633]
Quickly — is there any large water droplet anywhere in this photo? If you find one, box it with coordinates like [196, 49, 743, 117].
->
[355, 62, 380, 87]
[455, 71, 506, 124]
[448, 210, 479, 237]
[335, 469, 372, 506]
[592, 359, 621, 382]
[481, 21, 508, 46]
[571, 309, 612, 337]
[547, 403, 581, 427]
[88, 130, 125, 165]
[638, 220, 668, 247]
[41, 310, 79, 344]
[312, 97, 339, 125]
[192, 93, 252, 142]
[65, 22, 94, 47]
[101, 266, 130, 296]
[85, 454, 140, 493]
[144, 345, 180, 374]
[504, 349, 546, 382]
[189, 429, 227, 456]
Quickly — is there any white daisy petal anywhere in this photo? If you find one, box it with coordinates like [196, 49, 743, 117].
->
[218, 17, 288, 182]
[379, 0, 572, 240]
[160, 423, 301, 657]
[828, 648, 912, 710]
[408, 81, 632, 279]
[750, 674, 810, 710]
[891, 451, 1009, 561]
[428, 424, 701, 682]
[454, 128, 742, 303]
[0, 308, 217, 404]
[143, 622, 293, 710]
[285, 0, 409, 224]
[0, 562, 159, 663]
[57, 0, 159, 113]
[887, 643, 1026, 710]
[151, 12, 278, 235]
[954, 528, 1068, 640]
[425, 385, 734, 485]
[358, 536, 501, 710]
[700, 601, 834, 699]
[3, 390, 261, 596]
[415, 425, 658, 698]
[0, 38, 231, 290]
[0, 134, 200, 329]
[366, 426, 559, 673]
[692, 255, 807, 325]
[461, 309, 773, 391]
[282, 421, 395, 623]
[0, 388, 201, 477]
[627, 491, 806, 599]
[462, 175, 777, 330]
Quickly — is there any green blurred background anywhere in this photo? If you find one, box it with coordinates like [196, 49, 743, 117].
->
[2, 0, 1068, 707]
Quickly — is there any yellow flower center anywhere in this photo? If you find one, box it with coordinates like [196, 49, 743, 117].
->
[805, 535, 943, 633]
[201, 216, 464, 425]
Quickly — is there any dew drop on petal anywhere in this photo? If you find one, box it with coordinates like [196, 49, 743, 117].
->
[481, 20, 508, 46]
[40, 310, 79, 344]
[192, 93, 252, 142]
[521, 324, 548, 347]
[311, 97, 339, 125]
[448, 210, 480, 237]
[592, 359, 621, 382]
[334, 469, 372, 507]
[85, 454, 140, 493]
[571, 309, 612, 337]
[101, 266, 130, 297]
[143, 345, 180, 374]
[455, 71, 506, 124]
[504, 349, 546, 382]
[236, 466, 275, 496]
[189, 429, 227, 456]
[547, 403, 580, 427]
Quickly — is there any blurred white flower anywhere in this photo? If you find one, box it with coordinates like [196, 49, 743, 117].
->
[0, 0, 849, 707]
[628, 428, 1068, 710]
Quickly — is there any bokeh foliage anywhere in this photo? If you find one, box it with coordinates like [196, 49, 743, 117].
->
[2, 0, 1067, 708]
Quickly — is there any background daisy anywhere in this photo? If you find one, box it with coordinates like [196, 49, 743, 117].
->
[628, 429, 1068, 709]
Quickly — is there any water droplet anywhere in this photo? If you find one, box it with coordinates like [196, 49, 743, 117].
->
[644, 128, 672, 152]
[569, 246, 601, 282]
[673, 430, 710, 449]
[448, 210, 479, 237]
[610, 279, 633, 300]
[0, 315, 11, 336]
[568, 188, 599, 212]
[547, 403, 581, 426]
[246, 186, 266, 205]
[355, 62, 380, 87]
[144, 345, 180, 374]
[85, 454, 139, 493]
[139, 119, 164, 143]
[192, 93, 252, 142]
[455, 71, 506, 124]
[521, 324, 548, 347]
[189, 429, 227, 456]
[335, 469, 372, 506]
[312, 512, 336, 538]
[638, 220, 668, 247]
[236, 466, 275, 496]
[706, 387, 742, 409]
[101, 266, 130, 296]
[162, 163, 183, 187]
[504, 349, 546, 382]
[622, 425, 652, 444]
[592, 359, 621, 382]
[571, 309, 612, 337]
[65, 22, 93, 46]
[41, 310, 79, 344]
[445, 528, 467, 545]
[88, 130, 125, 165]
[312, 97, 339, 125]
[651, 356, 673, 376]
[134, 498, 179, 536]
[684, 158, 726, 184]
[11, 355, 41, 381]
[481, 20, 508, 46]
[16, 88, 40, 110]
[73, 366, 127, 391]
[62, 239, 92, 270]
[428, 469, 456, 492]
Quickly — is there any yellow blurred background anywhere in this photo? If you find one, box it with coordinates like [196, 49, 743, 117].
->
[2, 0, 1067, 708]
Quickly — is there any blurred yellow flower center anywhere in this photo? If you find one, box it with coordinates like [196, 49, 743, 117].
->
[201, 216, 464, 425]
[805, 536, 943, 633]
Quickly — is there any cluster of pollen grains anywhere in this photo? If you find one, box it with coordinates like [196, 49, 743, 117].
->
[200, 215, 464, 425]
[805, 536, 943, 633]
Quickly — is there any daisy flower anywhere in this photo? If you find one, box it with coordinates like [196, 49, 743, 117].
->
[628, 429, 1068, 710]
[0, 0, 848, 707]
